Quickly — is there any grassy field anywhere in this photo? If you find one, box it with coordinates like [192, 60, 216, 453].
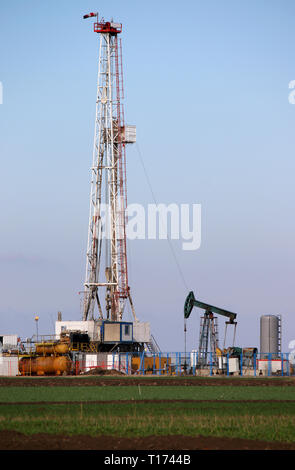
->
[0, 385, 294, 401]
[0, 382, 294, 443]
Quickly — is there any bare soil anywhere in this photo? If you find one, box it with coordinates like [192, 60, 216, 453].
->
[1, 376, 295, 387]
[0, 430, 294, 450]
[1, 399, 295, 405]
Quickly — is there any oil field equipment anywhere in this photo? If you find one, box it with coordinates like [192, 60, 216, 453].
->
[260, 314, 281, 358]
[19, 355, 72, 376]
[81, 13, 136, 324]
[19, 338, 72, 376]
[184, 291, 237, 366]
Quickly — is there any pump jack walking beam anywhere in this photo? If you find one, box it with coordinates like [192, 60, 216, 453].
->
[184, 291, 237, 323]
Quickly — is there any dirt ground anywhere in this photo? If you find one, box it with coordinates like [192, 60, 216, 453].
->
[1, 399, 295, 406]
[1, 376, 295, 387]
[0, 430, 294, 450]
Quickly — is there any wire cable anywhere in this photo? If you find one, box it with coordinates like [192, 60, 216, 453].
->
[135, 142, 189, 292]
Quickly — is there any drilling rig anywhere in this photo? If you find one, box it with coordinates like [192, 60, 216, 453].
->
[82, 14, 135, 324]
[55, 13, 157, 354]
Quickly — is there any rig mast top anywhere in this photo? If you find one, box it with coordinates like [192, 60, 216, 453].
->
[83, 12, 122, 34]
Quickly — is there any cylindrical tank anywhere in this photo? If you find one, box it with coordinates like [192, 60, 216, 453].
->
[19, 356, 72, 376]
[35, 342, 69, 355]
[260, 315, 280, 358]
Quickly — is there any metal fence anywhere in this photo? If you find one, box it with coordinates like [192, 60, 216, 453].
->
[1, 351, 294, 377]
[73, 351, 295, 377]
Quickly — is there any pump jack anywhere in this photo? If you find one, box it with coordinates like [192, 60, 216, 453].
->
[184, 291, 237, 366]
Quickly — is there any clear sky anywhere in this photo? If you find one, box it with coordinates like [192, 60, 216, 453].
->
[0, 0, 295, 353]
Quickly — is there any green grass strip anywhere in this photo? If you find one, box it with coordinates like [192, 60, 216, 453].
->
[0, 385, 294, 402]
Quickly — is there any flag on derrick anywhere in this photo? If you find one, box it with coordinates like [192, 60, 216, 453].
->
[83, 12, 97, 19]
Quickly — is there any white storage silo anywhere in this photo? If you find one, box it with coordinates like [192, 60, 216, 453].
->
[260, 315, 281, 358]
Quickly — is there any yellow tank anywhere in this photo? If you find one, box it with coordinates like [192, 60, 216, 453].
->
[35, 342, 69, 355]
[216, 347, 223, 356]
[19, 355, 72, 376]
[132, 356, 171, 374]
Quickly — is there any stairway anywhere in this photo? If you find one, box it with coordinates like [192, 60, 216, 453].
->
[145, 334, 160, 354]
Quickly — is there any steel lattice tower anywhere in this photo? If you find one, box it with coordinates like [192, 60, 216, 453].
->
[82, 14, 136, 322]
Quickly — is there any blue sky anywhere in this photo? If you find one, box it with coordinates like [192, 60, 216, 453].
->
[0, 0, 295, 353]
